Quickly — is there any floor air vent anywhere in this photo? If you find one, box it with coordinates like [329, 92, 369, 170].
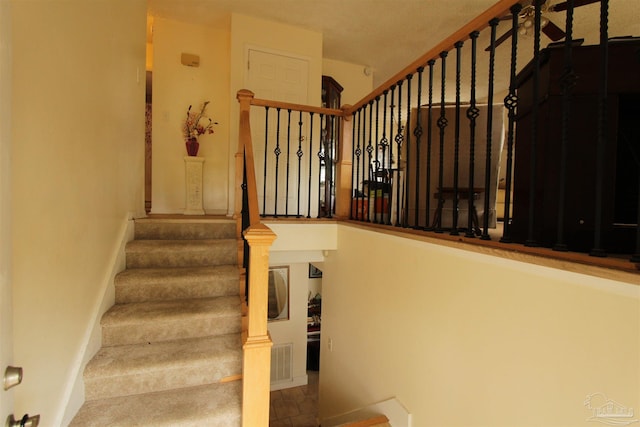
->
[271, 343, 293, 383]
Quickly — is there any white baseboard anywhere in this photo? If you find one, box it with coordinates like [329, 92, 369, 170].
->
[58, 215, 135, 426]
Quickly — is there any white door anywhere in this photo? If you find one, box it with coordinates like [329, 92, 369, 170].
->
[246, 50, 315, 216]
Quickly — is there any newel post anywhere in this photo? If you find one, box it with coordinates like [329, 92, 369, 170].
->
[335, 106, 354, 219]
[242, 223, 276, 427]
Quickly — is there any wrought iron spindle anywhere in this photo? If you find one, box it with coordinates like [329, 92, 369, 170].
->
[404, 74, 413, 228]
[262, 106, 269, 216]
[590, 0, 609, 257]
[466, 32, 480, 238]
[389, 85, 397, 224]
[482, 19, 499, 241]
[296, 110, 304, 218]
[435, 51, 448, 233]
[367, 101, 374, 222]
[318, 114, 327, 218]
[359, 106, 367, 221]
[452, 41, 464, 236]
[307, 113, 314, 218]
[525, 1, 543, 247]
[374, 96, 381, 223]
[500, 5, 522, 243]
[395, 81, 404, 227]
[285, 109, 292, 216]
[426, 60, 435, 230]
[328, 114, 335, 219]
[274, 107, 282, 217]
[553, 0, 576, 251]
[351, 110, 360, 220]
[414, 67, 424, 228]
[381, 91, 391, 225]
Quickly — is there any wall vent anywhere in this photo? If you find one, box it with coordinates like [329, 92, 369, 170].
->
[271, 343, 293, 383]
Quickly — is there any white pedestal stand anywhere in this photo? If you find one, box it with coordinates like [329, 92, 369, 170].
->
[184, 156, 205, 215]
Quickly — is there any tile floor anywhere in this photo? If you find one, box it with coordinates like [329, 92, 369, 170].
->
[269, 371, 319, 427]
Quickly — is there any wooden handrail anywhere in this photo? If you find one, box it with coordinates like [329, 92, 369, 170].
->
[249, 96, 344, 117]
[345, 0, 520, 115]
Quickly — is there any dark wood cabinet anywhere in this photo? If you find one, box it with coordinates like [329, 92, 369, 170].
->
[511, 38, 640, 253]
[319, 76, 343, 217]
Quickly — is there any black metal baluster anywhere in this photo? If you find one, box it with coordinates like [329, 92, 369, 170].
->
[307, 113, 314, 218]
[466, 32, 480, 238]
[590, 0, 609, 257]
[285, 109, 292, 216]
[374, 96, 381, 223]
[452, 41, 464, 236]
[274, 107, 281, 217]
[435, 51, 448, 234]
[381, 90, 391, 225]
[554, 0, 576, 251]
[351, 110, 360, 220]
[482, 19, 499, 241]
[500, 5, 522, 243]
[389, 85, 397, 225]
[525, 2, 543, 247]
[296, 110, 304, 218]
[325, 115, 337, 218]
[404, 74, 413, 228]
[395, 81, 404, 227]
[360, 104, 367, 221]
[367, 101, 374, 222]
[262, 107, 270, 217]
[414, 67, 424, 229]
[317, 114, 325, 218]
[426, 60, 435, 230]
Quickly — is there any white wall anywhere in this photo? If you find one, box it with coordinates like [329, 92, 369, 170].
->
[320, 224, 640, 426]
[10, 1, 146, 424]
[152, 17, 231, 214]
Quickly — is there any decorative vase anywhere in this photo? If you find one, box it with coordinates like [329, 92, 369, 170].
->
[185, 137, 200, 156]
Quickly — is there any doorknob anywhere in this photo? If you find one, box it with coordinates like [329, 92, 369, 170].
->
[3, 366, 23, 390]
[5, 414, 40, 427]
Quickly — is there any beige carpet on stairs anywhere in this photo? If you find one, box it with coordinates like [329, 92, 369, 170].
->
[69, 218, 243, 427]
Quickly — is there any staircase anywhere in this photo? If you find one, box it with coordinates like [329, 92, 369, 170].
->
[70, 218, 244, 427]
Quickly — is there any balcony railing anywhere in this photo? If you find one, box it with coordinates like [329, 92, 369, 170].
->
[239, 0, 640, 267]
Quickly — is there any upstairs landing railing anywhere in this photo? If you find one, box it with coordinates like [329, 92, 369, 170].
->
[241, 0, 640, 269]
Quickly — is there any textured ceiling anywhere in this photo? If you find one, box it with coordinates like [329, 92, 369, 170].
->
[147, 0, 638, 89]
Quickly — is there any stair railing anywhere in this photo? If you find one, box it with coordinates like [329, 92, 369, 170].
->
[235, 89, 276, 427]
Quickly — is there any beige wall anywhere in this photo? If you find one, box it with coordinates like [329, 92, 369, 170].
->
[151, 17, 231, 214]
[10, 1, 146, 424]
[320, 224, 640, 426]
[0, 0, 13, 421]
[322, 58, 373, 107]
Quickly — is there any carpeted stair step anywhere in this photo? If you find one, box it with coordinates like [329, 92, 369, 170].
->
[69, 380, 241, 427]
[114, 265, 240, 303]
[125, 239, 237, 268]
[84, 333, 242, 400]
[101, 296, 241, 346]
[134, 219, 236, 240]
